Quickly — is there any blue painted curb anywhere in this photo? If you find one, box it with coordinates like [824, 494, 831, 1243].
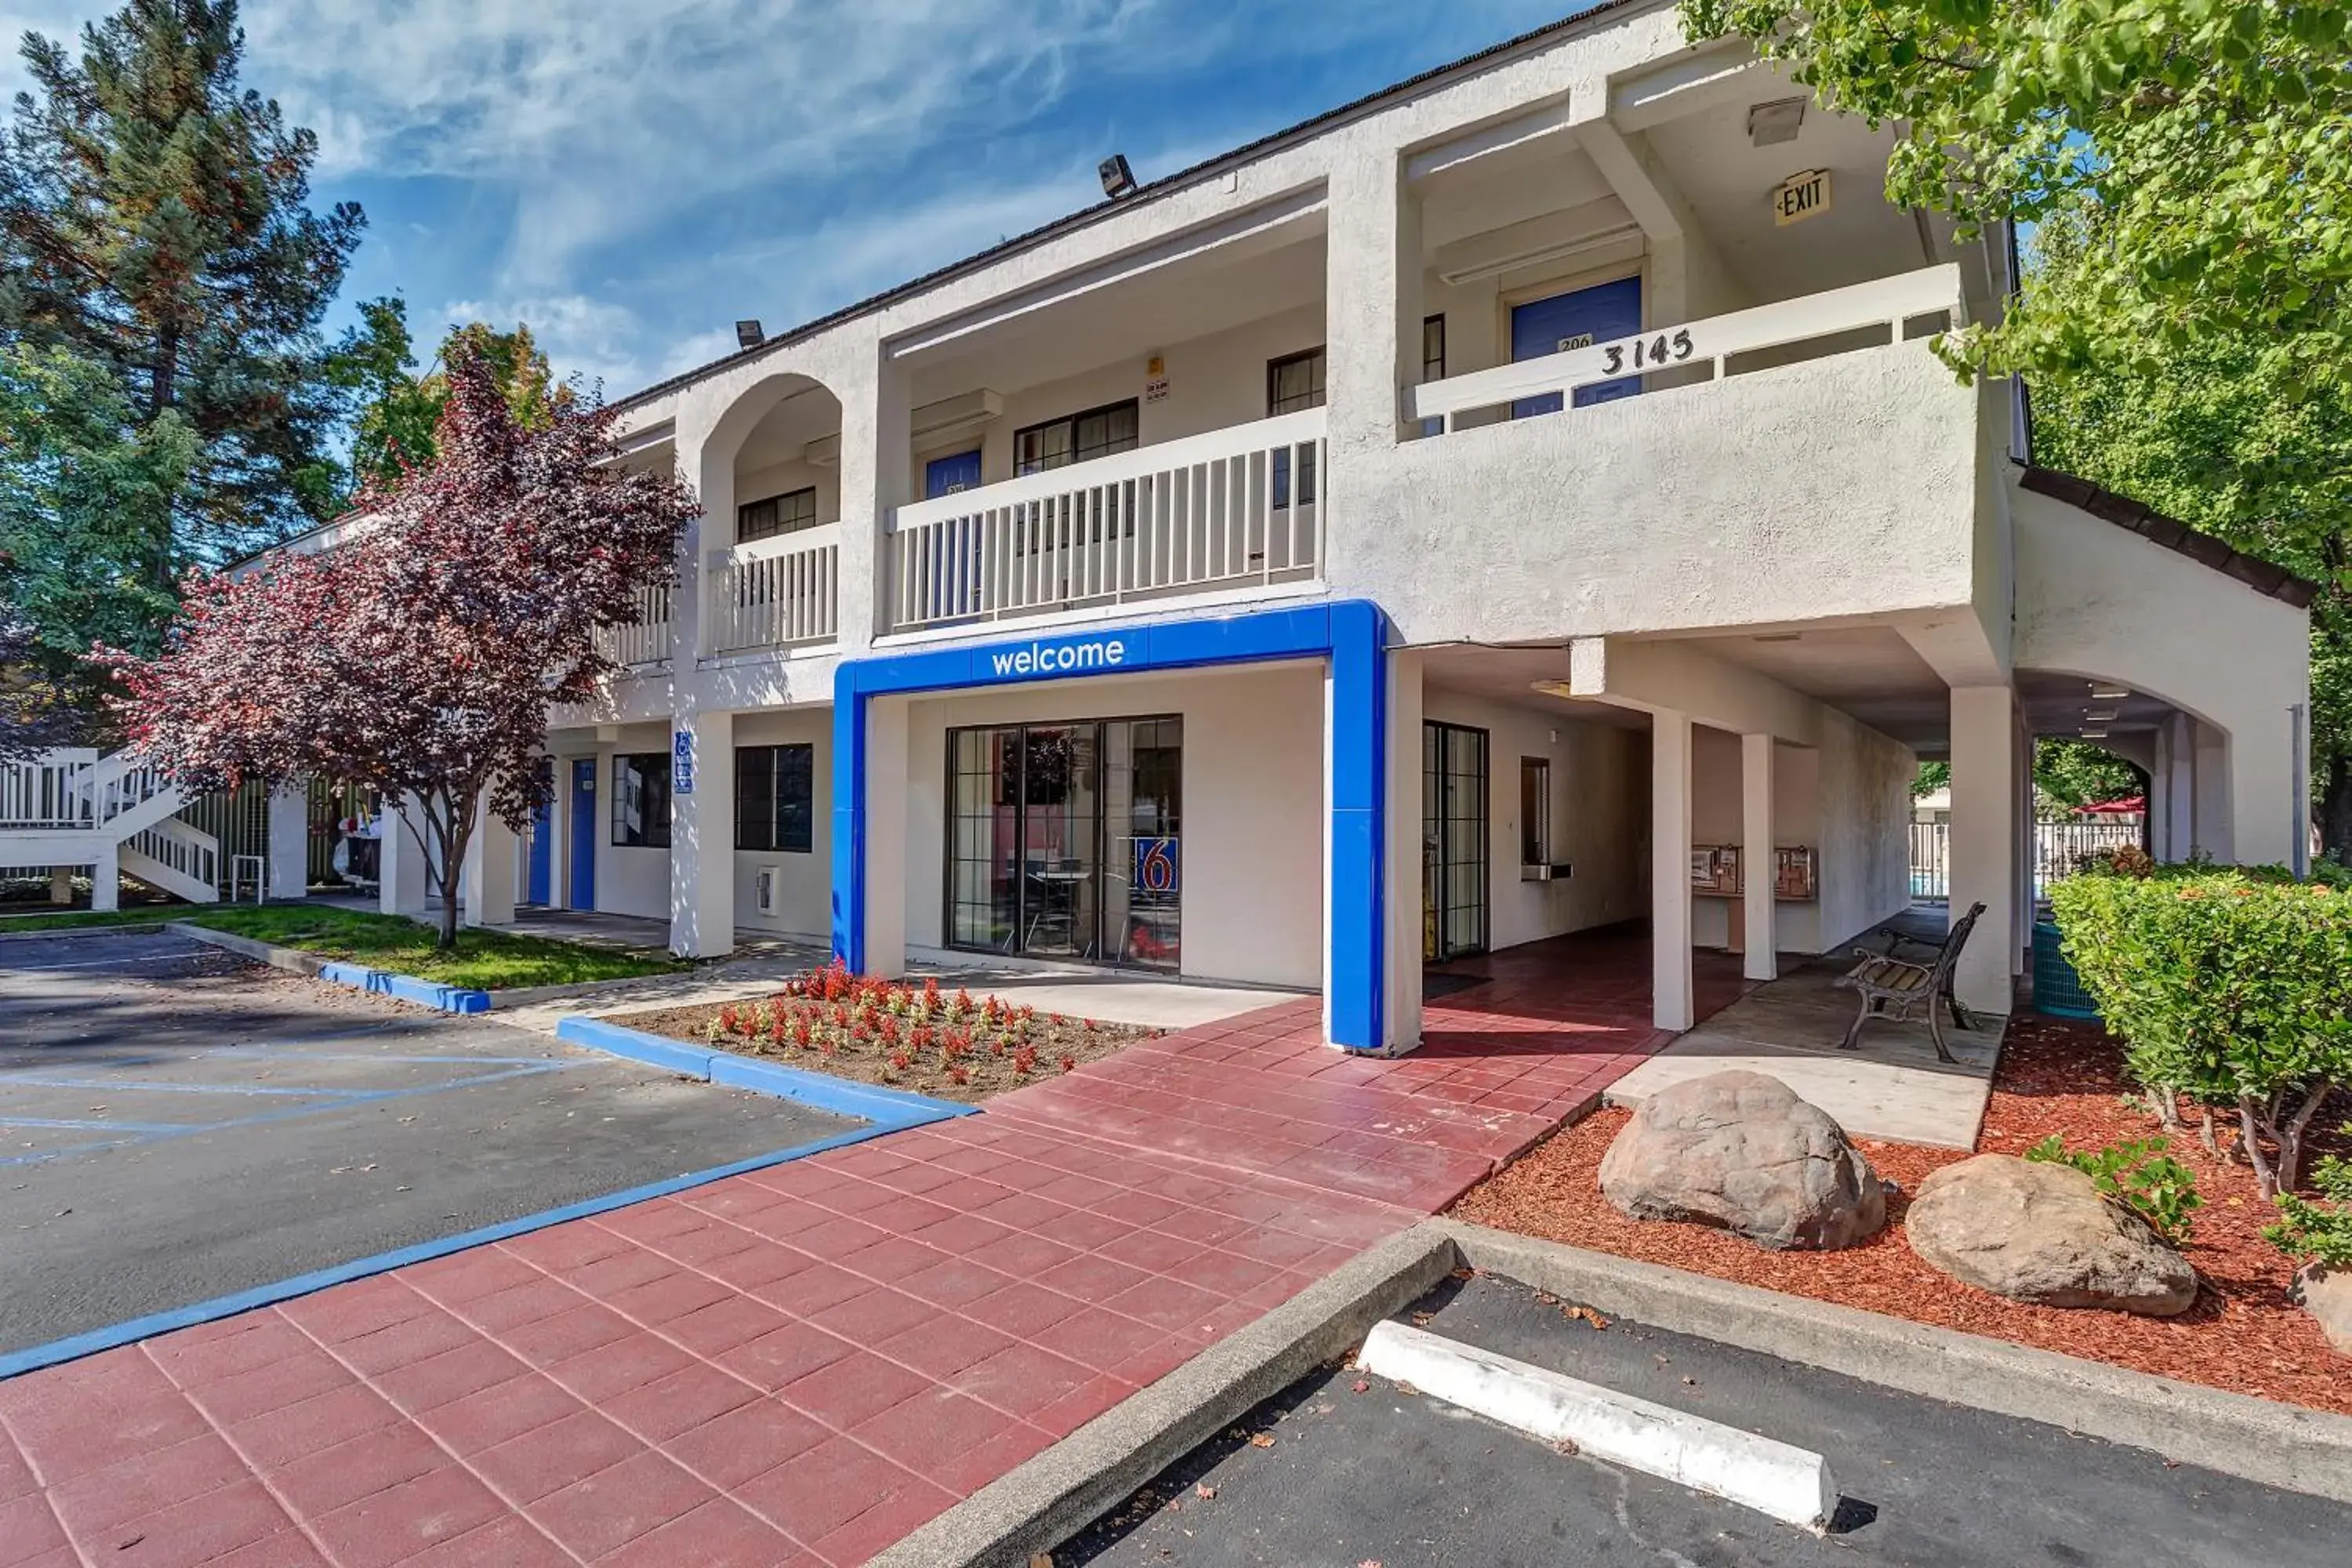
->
[317, 960, 493, 1014]
[554, 1016, 981, 1125]
[0, 1018, 974, 1382]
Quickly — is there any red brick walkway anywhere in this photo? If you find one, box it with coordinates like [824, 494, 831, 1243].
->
[0, 938, 1738, 1567]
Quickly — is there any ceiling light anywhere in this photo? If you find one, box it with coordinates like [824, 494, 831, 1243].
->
[1748, 97, 1807, 147]
[2084, 708, 2119, 724]
[2089, 684, 2130, 700]
[2080, 728, 2110, 739]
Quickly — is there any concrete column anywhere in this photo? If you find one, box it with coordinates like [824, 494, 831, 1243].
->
[379, 800, 430, 917]
[1323, 146, 1422, 460]
[2157, 713, 2196, 861]
[1740, 732, 1777, 982]
[462, 801, 517, 929]
[832, 348, 909, 655]
[89, 842, 118, 913]
[1381, 649, 1425, 1054]
[48, 866, 72, 906]
[1948, 686, 2019, 1015]
[668, 709, 736, 959]
[267, 781, 309, 901]
[861, 696, 909, 978]
[1321, 601, 1388, 1051]
[1651, 710, 1694, 1031]
[2192, 719, 2234, 861]
[673, 419, 720, 666]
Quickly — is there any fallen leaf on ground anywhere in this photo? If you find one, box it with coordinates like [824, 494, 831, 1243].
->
[1248, 1433, 1275, 1449]
[1394, 1381, 1418, 1396]
[1352, 1380, 1370, 1393]
[1194, 1483, 1217, 1500]
[1553, 1438, 1580, 1456]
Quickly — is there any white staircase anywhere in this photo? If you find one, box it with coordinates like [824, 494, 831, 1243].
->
[0, 749, 220, 906]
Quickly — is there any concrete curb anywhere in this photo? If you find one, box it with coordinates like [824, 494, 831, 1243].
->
[1358, 1319, 1838, 1531]
[486, 969, 694, 1009]
[552, 1016, 980, 1127]
[1432, 1218, 2352, 1506]
[168, 921, 492, 1013]
[0, 920, 166, 942]
[866, 1223, 1460, 1568]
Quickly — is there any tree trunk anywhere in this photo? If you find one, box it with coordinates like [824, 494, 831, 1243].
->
[438, 793, 474, 952]
[151, 320, 181, 593]
[2321, 751, 2352, 864]
[2238, 1097, 2278, 1201]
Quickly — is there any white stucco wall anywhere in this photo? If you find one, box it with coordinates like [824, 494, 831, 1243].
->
[1811, 706, 1916, 948]
[2013, 482, 2310, 866]
[1420, 689, 1645, 949]
[899, 662, 1326, 989]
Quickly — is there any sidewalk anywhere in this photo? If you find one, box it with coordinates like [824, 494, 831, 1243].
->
[0, 991, 1679, 1566]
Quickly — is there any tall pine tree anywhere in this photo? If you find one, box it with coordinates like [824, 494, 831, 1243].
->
[0, 0, 365, 591]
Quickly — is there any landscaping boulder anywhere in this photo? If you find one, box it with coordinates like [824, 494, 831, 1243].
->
[1599, 1069, 1886, 1250]
[1904, 1154, 2197, 1316]
[2291, 1265, 2352, 1356]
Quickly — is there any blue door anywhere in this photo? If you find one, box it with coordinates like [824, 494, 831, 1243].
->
[924, 450, 982, 499]
[568, 758, 597, 911]
[1510, 275, 1643, 418]
[527, 775, 553, 902]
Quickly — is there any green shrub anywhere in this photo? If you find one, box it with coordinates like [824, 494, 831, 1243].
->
[2024, 1134, 2202, 1243]
[2049, 868, 2352, 1199]
[2264, 1143, 2352, 1271]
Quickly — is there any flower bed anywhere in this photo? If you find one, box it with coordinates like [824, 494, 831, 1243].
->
[604, 963, 1160, 1104]
[1448, 1014, 2351, 1415]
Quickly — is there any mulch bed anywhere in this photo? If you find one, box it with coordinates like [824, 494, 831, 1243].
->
[605, 966, 1160, 1105]
[1449, 1014, 2352, 1415]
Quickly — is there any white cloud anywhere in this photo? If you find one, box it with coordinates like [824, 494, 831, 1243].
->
[437, 292, 648, 390]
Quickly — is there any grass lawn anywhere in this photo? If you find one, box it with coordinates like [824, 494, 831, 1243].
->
[0, 902, 686, 989]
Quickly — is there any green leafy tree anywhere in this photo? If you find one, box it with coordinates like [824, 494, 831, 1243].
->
[0, 0, 365, 590]
[1679, 1, 2352, 390]
[0, 343, 196, 719]
[2035, 738, 2143, 816]
[327, 299, 575, 494]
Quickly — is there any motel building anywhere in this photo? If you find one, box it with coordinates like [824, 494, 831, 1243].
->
[132, 2, 2314, 1052]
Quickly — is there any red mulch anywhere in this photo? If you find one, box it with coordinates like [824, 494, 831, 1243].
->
[1449, 1014, 2352, 1415]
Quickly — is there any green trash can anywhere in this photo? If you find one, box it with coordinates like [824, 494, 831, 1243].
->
[2033, 920, 2100, 1020]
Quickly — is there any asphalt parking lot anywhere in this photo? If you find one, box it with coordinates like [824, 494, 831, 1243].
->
[0, 927, 862, 1358]
[1064, 1272, 2344, 1568]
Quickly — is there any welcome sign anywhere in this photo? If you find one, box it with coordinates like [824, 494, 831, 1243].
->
[988, 636, 1131, 678]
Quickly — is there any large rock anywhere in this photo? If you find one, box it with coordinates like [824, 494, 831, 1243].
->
[1904, 1154, 2197, 1316]
[2292, 1265, 2352, 1356]
[1599, 1069, 1886, 1250]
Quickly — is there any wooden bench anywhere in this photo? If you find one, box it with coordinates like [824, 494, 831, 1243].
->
[1837, 902, 1986, 1064]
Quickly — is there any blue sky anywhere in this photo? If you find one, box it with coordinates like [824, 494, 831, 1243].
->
[2, 1, 1600, 397]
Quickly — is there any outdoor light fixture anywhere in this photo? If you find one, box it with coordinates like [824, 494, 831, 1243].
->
[2081, 728, 2110, 739]
[1099, 154, 1138, 200]
[1748, 96, 1807, 147]
[2089, 684, 2130, 700]
[2085, 708, 2120, 724]
[735, 320, 765, 350]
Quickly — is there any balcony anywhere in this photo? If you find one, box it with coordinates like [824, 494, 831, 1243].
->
[884, 409, 1327, 634]
[598, 584, 674, 669]
[708, 524, 840, 655]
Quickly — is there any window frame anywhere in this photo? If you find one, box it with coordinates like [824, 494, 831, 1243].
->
[735, 742, 815, 854]
[1265, 346, 1327, 416]
[736, 485, 820, 546]
[610, 753, 672, 850]
[1519, 755, 1551, 869]
[1011, 398, 1141, 477]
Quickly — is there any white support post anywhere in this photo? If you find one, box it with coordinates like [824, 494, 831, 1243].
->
[863, 696, 909, 978]
[1324, 145, 1422, 456]
[2192, 720, 2234, 861]
[668, 709, 736, 959]
[2158, 713, 2195, 862]
[1652, 710, 1695, 1032]
[1382, 650, 1425, 1054]
[833, 348, 909, 652]
[48, 866, 72, 906]
[267, 781, 309, 902]
[1740, 731, 1777, 982]
[379, 800, 430, 917]
[462, 800, 517, 929]
[1948, 686, 2020, 1016]
[90, 841, 119, 913]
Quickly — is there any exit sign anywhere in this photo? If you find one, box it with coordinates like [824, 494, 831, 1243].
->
[1773, 169, 1830, 226]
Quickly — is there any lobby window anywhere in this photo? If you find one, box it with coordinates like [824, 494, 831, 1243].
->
[1014, 400, 1139, 476]
[611, 753, 671, 848]
[738, 485, 818, 544]
[736, 743, 814, 853]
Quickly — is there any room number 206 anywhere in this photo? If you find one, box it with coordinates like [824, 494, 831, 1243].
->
[1599, 328, 1695, 374]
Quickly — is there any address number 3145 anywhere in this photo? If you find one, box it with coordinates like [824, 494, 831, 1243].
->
[1599, 328, 1695, 374]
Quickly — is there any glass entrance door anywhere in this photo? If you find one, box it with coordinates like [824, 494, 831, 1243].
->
[1424, 720, 1490, 961]
[949, 717, 1181, 968]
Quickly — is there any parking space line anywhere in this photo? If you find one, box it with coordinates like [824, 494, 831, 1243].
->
[0, 1115, 192, 1134]
[3, 1076, 347, 1098]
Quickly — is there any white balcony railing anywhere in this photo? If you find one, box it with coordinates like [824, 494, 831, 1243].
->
[709, 524, 840, 655]
[886, 408, 1327, 633]
[1408, 264, 1964, 431]
[598, 584, 674, 668]
[2, 748, 97, 829]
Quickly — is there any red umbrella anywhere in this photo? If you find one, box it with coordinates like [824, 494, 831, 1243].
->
[2077, 796, 2146, 815]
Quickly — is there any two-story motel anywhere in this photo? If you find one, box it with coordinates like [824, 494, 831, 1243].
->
[398, 0, 2310, 1054]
